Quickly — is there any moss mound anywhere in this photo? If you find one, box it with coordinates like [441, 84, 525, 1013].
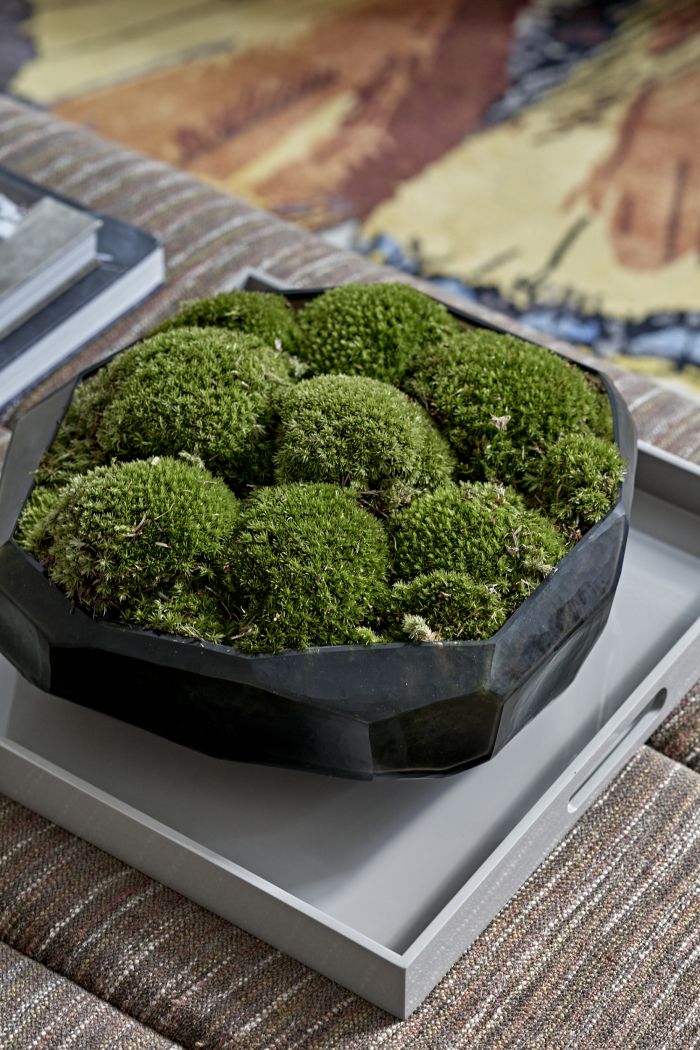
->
[295, 282, 457, 383]
[391, 482, 567, 601]
[387, 571, 509, 642]
[528, 432, 625, 535]
[18, 285, 625, 652]
[155, 289, 301, 353]
[94, 327, 298, 488]
[40, 457, 240, 622]
[274, 374, 456, 510]
[230, 483, 390, 653]
[410, 328, 613, 486]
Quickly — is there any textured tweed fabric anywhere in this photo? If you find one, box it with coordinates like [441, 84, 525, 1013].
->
[1, 748, 700, 1048]
[0, 943, 181, 1049]
[1, 95, 700, 465]
[651, 681, 700, 772]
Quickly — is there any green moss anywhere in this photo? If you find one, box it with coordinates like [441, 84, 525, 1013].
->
[387, 571, 508, 641]
[409, 328, 612, 486]
[34, 366, 123, 488]
[95, 327, 298, 489]
[155, 289, 301, 353]
[295, 282, 457, 383]
[528, 432, 625, 535]
[125, 581, 229, 644]
[390, 482, 567, 599]
[230, 483, 390, 653]
[39, 457, 240, 619]
[14, 484, 64, 559]
[274, 374, 456, 510]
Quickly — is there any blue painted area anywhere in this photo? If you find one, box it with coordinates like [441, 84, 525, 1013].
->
[519, 310, 602, 345]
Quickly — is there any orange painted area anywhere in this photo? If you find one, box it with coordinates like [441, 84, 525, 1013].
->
[55, 0, 525, 227]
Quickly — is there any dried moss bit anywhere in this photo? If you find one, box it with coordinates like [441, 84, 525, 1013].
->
[41, 457, 240, 619]
[388, 572, 508, 642]
[274, 374, 456, 511]
[409, 328, 610, 486]
[14, 484, 63, 559]
[230, 483, 390, 654]
[95, 327, 298, 489]
[155, 289, 301, 353]
[529, 432, 625, 535]
[295, 282, 458, 384]
[390, 482, 566, 598]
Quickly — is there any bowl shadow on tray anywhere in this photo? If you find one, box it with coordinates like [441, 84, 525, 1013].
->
[0, 294, 637, 783]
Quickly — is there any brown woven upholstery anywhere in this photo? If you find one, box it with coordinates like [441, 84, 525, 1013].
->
[1, 749, 700, 1048]
[651, 681, 700, 772]
[0, 943, 181, 1049]
[1, 93, 700, 1047]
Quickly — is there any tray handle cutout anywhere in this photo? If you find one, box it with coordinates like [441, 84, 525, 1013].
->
[568, 688, 667, 814]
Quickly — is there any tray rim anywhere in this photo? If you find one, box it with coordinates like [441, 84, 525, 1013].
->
[0, 441, 698, 1017]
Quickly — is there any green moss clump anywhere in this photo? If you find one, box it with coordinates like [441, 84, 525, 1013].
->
[390, 482, 567, 600]
[14, 485, 64, 559]
[274, 374, 456, 510]
[126, 581, 229, 644]
[155, 289, 301, 353]
[34, 365, 125, 488]
[410, 328, 613, 486]
[295, 282, 457, 384]
[528, 433, 625, 535]
[230, 483, 390, 653]
[94, 327, 298, 488]
[387, 571, 508, 641]
[37, 457, 240, 621]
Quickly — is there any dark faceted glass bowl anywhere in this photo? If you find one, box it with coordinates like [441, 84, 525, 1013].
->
[0, 291, 636, 779]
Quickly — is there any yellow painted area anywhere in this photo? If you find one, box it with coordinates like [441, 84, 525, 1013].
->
[363, 0, 700, 320]
[223, 92, 357, 200]
[12, 0, 363, 103]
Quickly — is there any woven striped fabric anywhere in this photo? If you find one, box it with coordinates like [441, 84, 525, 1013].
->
[650, 682, 700, 772]
[0, 942, 181, 1049]
[1, 95, 700, 466]
[1, 748, 700, 1049]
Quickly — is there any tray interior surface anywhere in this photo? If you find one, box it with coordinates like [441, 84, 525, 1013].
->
[0, 485, 698, 955]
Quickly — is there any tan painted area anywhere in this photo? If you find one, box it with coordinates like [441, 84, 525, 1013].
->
[363, 0, 700, 319]
[222, 93, 357, 200]
[12, 0, 363, 103]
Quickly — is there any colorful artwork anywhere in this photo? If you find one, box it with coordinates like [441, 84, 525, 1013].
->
[7, 0, 700, 394]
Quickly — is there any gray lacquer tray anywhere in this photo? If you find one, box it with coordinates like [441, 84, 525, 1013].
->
[0, 441, 698, 1018]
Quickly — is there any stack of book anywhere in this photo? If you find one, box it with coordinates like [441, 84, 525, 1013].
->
[0, 168, 165, 410]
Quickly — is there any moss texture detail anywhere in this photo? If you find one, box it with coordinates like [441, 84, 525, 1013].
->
[390, 482, 567, 602]
[39, 457, 240, 620]
[155, 289, 301, 353]
[388, 571, 509, 641]
[274, 374, 456, 510]
[409, 327, 613, 487]
[230, 483, 390, 653]
[95, 327, 298, 489]
[528, 432, 625, 535]
[295, 282, 457, 383]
